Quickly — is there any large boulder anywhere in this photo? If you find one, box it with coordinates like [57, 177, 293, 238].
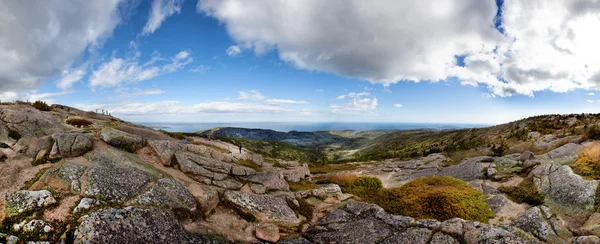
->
[243, 172, 289, 193]
[84, 147, 157, 202]
[49, 133, 93, 158]
[188, 183, 219, 216]
[74, 207, 218, 243]
[148, 140, 185, 166]
[174, 151, 255, 182]
[520, 151, 536, 161]
[0, 105, 65, 139]
[100, 128, 147, 151]
[222, 191, 302, 228]
[438, 157, 485, 181]
[133, 178, 197, 211]
[4, 190, 56, 217]
[281, 163, 311, 183]
[530, 162, 598, 215]
[512, 206, 572, 242]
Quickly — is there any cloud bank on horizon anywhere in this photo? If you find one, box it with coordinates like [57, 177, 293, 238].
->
[1, 0, 600, 123]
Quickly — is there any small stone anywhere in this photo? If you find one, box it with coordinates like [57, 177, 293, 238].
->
[520, 151, 535, 161]
[255, 223, 280, 242]
[73, 198, 104, 214]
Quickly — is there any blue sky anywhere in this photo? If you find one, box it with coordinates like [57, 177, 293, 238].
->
[2, 0, 600, 124]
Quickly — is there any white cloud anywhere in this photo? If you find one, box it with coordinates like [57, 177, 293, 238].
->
[393, 104, 403, 108]
[132, 89, 166, 96]
[589, 93, 596, 96]
[142, 0, 184, 35]
[89, 50, 192, 88]
[198, 0, 500, 86]
[588, 100, 595, 103]
[23, 90, 75, 104]
[198, 0, 600, 97]
[0, 0, 124, 95]
[331, 90, 378, 112]
[74, 100, 292, 116]
[237, 90, 265, 100]
[226, 45, 242, 57]
[482, 93, 495, 99]
[189, 65, 212, 73]
[57, 67, 87, 89]
[265, 99, 309, 105]
[316, 89, 324, 92]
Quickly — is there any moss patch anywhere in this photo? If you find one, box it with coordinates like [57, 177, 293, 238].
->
[355, 176, 495, 222]
[498, 176, 544, 205]
[236, 159, 263, 172]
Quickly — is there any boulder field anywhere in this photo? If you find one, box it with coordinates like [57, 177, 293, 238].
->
[1, 103, 600, 243]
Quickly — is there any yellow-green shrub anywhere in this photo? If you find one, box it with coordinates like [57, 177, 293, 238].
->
[571, 142, 600, 180]
[32, 100, 51, 111]
[357, 176, 494, 222]
[323, 173, 359, 188]
[498, 176, 544, 205]
[353, 176, 383, 189]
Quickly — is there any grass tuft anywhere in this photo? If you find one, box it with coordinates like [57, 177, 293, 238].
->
[571, 142, 600, 180]
[498, 176, 544, 205]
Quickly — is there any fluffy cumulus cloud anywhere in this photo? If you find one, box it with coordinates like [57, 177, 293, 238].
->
[89, 50, 192, 89]
[226, 45, 242, 57]
[393, 104, 403, 108]
[198, 0, 501, 85]
[237, 90, 265, 100]
[0, 0, 124, 95]
[143, 0, 184, 35]
[330, 91, 378, 112]
[198, 0, 600, 97]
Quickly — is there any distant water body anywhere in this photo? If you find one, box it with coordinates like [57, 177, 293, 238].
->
[137, 122, 491, 133]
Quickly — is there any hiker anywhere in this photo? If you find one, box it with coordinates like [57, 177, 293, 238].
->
[239, 143, 243, 154]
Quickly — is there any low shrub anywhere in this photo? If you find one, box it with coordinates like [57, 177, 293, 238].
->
[357, 176, 495, 222]
[66, 118, 93, 127]
[31, 100, 51, 111]
[498, 176, 544, 205]
[322, 173, 359, 188]
[289, 180, 318, 191]
[353, 176, 383, 189]
[571, 142, 600, 180]
[7, 129, 21, 140]
[0, 142, 9, 148]
[586, 124, 600, 140]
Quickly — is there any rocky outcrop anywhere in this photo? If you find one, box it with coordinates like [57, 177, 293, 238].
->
[101, 128, 147, 151]
[49, 133, 93, 158]
[222, 191, 302, 228]
[281, 163, 311, 183]
[530, 162, 598, 215]
[148, 140, 185, 166]
[187, 144, 235, 163]
[174, 151, 255, 189]
[74, 207, 219, 244]
[512, 206, 572, 242]
[84, 148, 157, 202]
[133, 178, 197, 211]
[4, 190, 56, 217]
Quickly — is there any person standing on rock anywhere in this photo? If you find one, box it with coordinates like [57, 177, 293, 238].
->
[239, 142, 243, 154]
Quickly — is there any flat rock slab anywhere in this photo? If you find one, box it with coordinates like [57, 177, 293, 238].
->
[74, 207, 219, 244]
[222, 191, 301, 228]
[543, 143, 582, 165]
[512, 206, 572, 242]
[84, 148, 157, 202]
[57, 163, 87, 192]
[243, 172, 289, 192]
[133, 178, 197, 211]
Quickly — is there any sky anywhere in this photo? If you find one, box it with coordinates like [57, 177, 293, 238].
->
[2, 0, 600, 125]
